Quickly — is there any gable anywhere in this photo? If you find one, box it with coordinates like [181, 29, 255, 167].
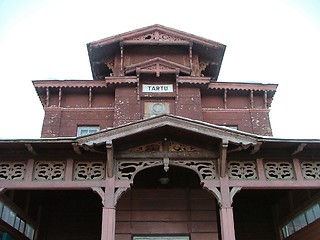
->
[88, 24, 225, 48]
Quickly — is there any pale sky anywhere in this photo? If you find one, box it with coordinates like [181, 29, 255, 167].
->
[0, 0, 320, 139]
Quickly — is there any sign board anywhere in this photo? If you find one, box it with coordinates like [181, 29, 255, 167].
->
[142, 84, 173, 93]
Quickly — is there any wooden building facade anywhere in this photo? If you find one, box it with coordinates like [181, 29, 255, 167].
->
[1, 25, 320, 240]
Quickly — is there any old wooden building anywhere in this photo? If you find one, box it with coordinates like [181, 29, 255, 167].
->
[1, 25, 320, 240]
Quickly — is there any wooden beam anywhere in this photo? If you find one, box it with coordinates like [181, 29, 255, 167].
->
[72, 143, 82, 155]
[106, 141, 113, 178]
[251, 142, 262, 154]
[220, 140, 228, 178]
[292, 143, 307, 155]
[25, 144, 37, 155]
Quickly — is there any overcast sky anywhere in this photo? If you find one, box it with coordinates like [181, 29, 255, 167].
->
[0, 0, 320, 139]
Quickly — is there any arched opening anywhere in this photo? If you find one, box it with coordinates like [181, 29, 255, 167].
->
[133, 165, 201, 189]
[115, 165, 221, 240]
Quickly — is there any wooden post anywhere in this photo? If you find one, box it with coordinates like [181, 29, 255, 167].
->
[219, 177, 236, 240]
[220, 206, 236, 240]
[101, 176, 116, 240]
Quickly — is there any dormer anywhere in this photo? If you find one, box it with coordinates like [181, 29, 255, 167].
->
[87, 24, 226, 80]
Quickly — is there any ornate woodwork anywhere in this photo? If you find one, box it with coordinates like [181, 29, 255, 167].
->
[301, 161, 320, 180]
[128, 32, 186, 43]
[116, 160, 162, 180]
[34, 161, 65, 181]
[74, 161, 105, 180]
[169, 142, 202, 152]
[0, 162, 26, 180]
[228, 161, 258, 180]
[264, 161, 295, 180]
[172, 160, 217, 180]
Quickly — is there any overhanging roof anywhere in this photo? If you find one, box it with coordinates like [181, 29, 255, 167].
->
[87, 24, 226, 80]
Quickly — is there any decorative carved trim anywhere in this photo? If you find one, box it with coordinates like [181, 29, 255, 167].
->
[228, 161, 258, 180]
[169, 141, 201, 152]
[116, 159, 216, 180]
[114, 187, 129, 205]
[301, 161, 320, 180]
[163, 157, 169, 172]
[91, 187, 105, 205]
[172, 160, 217, 180]
[230, 187, 242, 204]
[205, 187, 222, 206]
[117, 160, 162, 180]
[128, 141, 163, 153]
[264, 161, 294, 180]
[0, 162, 27, 180]
[34, 161, 65, 181]
[129, 32, 185, 42]
[127, 141, 203, 153]
[74, 161, 105, 180]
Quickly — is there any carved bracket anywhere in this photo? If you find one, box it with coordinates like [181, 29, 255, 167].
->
[114, 187, 129, 206]
[204, 186, 241, 207]
[205, 187, 222, 206]
[91, 187, 105, 206]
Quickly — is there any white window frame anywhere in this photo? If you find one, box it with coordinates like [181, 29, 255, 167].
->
[77, 126, 100, 136]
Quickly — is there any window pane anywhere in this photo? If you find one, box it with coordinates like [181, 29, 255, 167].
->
[293, 214, 307, 231]
[312, 204, 320, 219]
[19, 220, 25, 233]
[14, 216, 21, 229]
[287, 222, 295, 236]
[77, 126, 99, 136]
[7, 210, 16, 226]
[25, 224, 35, 240]
[305, 208, 316, 224]
[282, 225, 289, 238]
[0, 202, 3, 216]
[1, 205, 10, 222]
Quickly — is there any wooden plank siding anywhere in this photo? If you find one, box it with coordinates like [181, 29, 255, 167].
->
[115, 189, 219, 240]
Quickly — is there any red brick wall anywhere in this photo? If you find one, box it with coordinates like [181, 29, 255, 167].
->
[176, 87, 202, 121]
[114, 87, 140, 127]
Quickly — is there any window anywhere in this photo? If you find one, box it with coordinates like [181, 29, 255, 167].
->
[281, 202, 320, 238]
[0, 201, 35, 240]
[77, 126, 100, 136]
[224, 125, 238, 130]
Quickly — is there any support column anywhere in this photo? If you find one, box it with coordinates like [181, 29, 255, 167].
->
[101, 207, 116, 240]
[101, 177, 116, 240]
[220, 207, 235, 240]
[219, 177, 240, 240]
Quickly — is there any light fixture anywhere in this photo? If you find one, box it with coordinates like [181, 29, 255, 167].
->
[158, 172, 170, 185]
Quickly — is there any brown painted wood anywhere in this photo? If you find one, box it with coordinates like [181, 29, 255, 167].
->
[115, 188, 219, 238]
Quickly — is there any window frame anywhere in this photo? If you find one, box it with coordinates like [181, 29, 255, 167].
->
[76, 126, 100, 136]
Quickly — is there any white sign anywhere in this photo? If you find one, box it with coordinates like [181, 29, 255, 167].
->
[142, 84, 173, 93]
